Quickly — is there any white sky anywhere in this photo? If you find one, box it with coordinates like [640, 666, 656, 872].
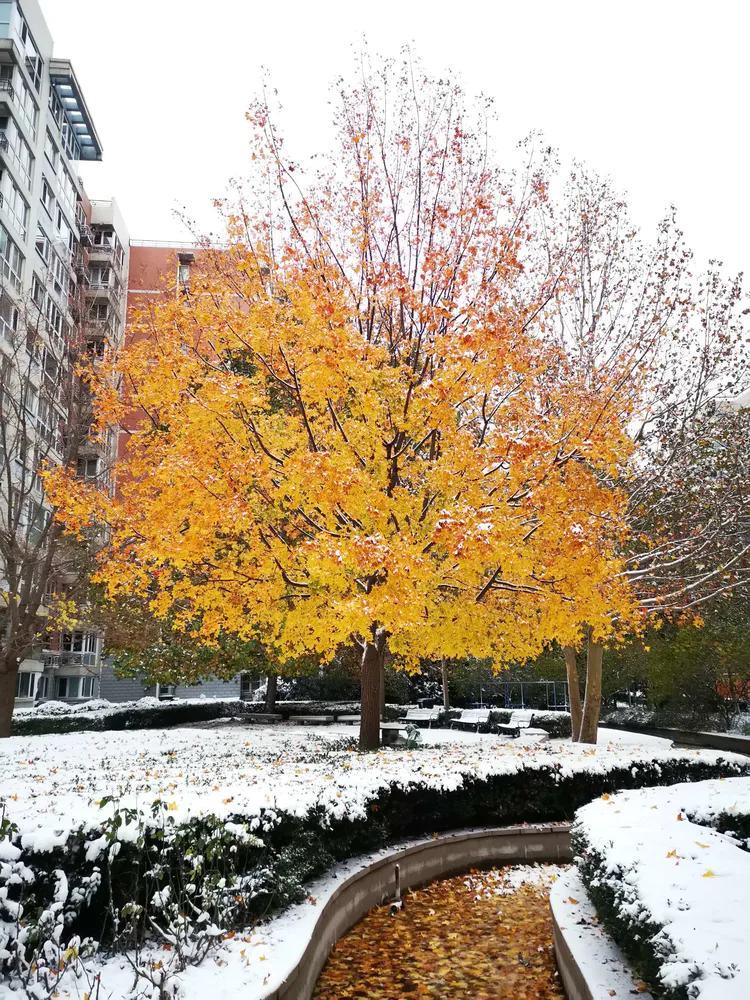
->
[45, 0, 748, 276]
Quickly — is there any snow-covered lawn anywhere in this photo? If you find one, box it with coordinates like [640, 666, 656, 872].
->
[574, 776, 750, 1000]
[0, 723, 708, 850]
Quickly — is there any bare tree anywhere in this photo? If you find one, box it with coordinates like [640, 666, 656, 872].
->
[540, 171, 750, 741]
[0, 273, 115, 736]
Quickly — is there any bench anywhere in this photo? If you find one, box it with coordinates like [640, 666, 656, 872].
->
[289, 714, 335, 725]
[247, 712, 283, 724]
[337, 714, 362, 725]
[397, 707, 444, 728]
[380, 722, 405, 746]
[496, 710, 547, 739]
[451, 708, 492, 732]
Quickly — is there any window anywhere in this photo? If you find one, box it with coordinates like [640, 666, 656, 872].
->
[90, 265, 109, 287]
[35, 223, 49, 263]
[15, 671, 34, 698]
[41, 177, 54, 216]
[31, 272, 44, 307]
[56, 675, 95, 699]
[60, 121, 80, 161]
[0, 168, 29, 237]
[90, 301, 110, 322]
[48, 89, 62, 128]
[0, 220, 22, 290]
[35, 674, 48, 699]
[93, 226, 113, 248]
[17, 9, 42, 93]
[77, 456, 98, 480]
[13, 74, 38, 139]
[48, 251, 68, 299]
[0, 293, 17, 340]
[44, 130, 57, 168]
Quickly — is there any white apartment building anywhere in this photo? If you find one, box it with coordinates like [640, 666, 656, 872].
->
[0, 0, 129, 706]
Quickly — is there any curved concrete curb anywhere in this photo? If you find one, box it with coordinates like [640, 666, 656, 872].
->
[550, 868, 654, 1000]
[262, 822, 572, 1000]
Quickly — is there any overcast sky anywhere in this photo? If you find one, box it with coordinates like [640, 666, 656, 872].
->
[45, 0, 747, 276]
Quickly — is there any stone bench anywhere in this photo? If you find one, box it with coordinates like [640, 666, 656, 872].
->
[337, 714, 362, 725]
[380, 722, 405, 746]
[289, 714, 335, 725]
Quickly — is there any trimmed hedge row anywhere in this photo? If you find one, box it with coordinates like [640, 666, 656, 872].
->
[572, 788, 750, 999]
[5, 751, 747, 973]
[12, 698, 258, 736]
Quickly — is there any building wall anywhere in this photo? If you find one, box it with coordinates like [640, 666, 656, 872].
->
[97, 660, 147, 702]
[1, 0, 128, 708]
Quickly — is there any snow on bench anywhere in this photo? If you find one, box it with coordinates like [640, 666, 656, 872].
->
[337, 714, 362, 725]
[398, 707, 444, 727]
[451, 708, 492, 731]
[496, 709, 548, 738]
[289, 714, 335, 725]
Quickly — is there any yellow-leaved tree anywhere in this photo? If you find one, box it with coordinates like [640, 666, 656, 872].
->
[48, 59, 643, 748]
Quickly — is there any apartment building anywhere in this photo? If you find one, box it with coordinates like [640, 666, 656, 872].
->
[0, 0, 130, 706]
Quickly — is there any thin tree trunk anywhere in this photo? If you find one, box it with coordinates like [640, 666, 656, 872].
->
[579, 639, 604, 744]
[0, 662, 17, 738]
[441, 658, 450, 710]
[265, 673, 278, 713]
[360, 631, 386, 751]
[379, 650, 386, 720]
[563, 646, 583, 741]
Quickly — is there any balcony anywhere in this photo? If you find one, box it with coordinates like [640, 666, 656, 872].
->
[0, 79, 14, 104]
[49, 60, 103, 162]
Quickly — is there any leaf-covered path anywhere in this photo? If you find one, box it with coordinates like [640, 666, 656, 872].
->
[314, 864, 567, 999]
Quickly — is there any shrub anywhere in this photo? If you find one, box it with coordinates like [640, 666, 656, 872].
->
[573, 779, 750, 999]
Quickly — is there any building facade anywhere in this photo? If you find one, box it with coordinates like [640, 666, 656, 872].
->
[0, 0, 130, 706]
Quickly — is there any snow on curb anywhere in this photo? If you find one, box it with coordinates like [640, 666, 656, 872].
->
[574, 777, 750, 999]
[551, 867, 654, 999]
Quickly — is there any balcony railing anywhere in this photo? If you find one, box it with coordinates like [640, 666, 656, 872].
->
[42, 650, 99, 669]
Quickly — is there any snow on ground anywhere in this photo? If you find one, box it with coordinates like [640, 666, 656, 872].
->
[574, 776, 750, 1000]
[0, 722, 723, 852]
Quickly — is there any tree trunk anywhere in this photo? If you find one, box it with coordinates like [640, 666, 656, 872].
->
[579, 639, 604, 744]
[0, 663, 17, 738]
[563, 646, 583, 741]
[379, 651, 386, 720]
[360, 631, 386, 751]
[265, 673, 278, 713]
[441, 658, 450, 710]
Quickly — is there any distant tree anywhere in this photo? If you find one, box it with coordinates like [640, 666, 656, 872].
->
[0, 284, 116, 736]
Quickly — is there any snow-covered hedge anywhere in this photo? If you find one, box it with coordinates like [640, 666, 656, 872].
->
[572, 777, 750, 999]
[2, 726, 747, 992]
[11, 697, 407, 736]
[11, 696, 258, 736]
